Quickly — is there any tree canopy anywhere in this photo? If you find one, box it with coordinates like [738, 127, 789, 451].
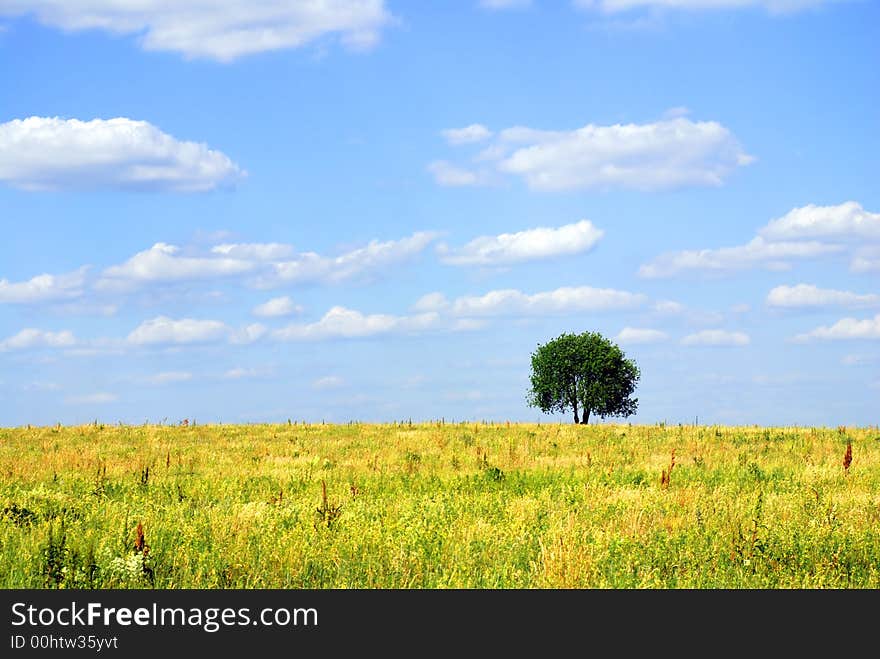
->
[527, 331, 640, 424]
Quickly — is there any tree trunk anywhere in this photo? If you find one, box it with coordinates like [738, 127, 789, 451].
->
[581, 409, 590, 425]
[572, 398, 580, 424]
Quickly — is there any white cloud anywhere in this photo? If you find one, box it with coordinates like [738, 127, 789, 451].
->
[639, 236, 842, 278]
[437, 219, 603, 266]
[65, 392, 117, 405]
[266, 231, 438, 286]
[312, 375, 345, 390]
[615, 327, 669, 344]
[573, 0, 837, 14]
[485, 117, 752, 191]
[252, 296, 303, 318]
[412, 292, 450, 313]
[272, 306, 440, 341]
[0, 266, 88, 303]
[793, 314, 880, 342]
[0, 117, 245, 192]
[127, 316, 229, 346]
[144, 371, 193, 385]
[0, 1, 393, 61]
[766, 284, 880, 309]
[441, 124, 493, 145]
[0, 328, 76, 351]
[211, 243, 294, 260]
[450, 285, 646, 317]
[681, 329, 750, 346]
[759, 202, 880, 241]
[427, 160, 483, 187]
[97, 242, 254, 290]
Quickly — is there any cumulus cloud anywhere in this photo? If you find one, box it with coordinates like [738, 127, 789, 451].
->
[640, 201, 878, 278]
[126, 316, 230, 346]
[411, 292, 451, 313]
[264, 231, 438, 286]
[793, 314, 880, 342]
[441, 124, 493, 145]
[759, 202, 880, 242]
[211, 243, 294, 260]
[0, 266, 88, 303]
[615, 327, 669, 344]
[97, 243, 254, 291]
[436, 117, 752, 191]
[0, 117, 245, 192]
[272, 306, 439, 341]
[0, 328, 76, 351]
[252, 296, 303, 318]
[681, 329, 750, 346]
[437, 219, 603, 266]
[639, 237, 842, 278]
[766, 284, 880, 309]
[449, 285, 646, 317]
[0, 1, 393, 61]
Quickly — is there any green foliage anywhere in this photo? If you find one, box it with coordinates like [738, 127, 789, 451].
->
[527, 331, 640, 424]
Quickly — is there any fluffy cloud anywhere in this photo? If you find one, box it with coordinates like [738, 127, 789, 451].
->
[0, 117, 245, 192]
[252, 296, 303, 318]
[126, 316, 229, 346]
[97, 243, 254, 290]
[0, 1, 393, 61]
[759, 202, 880, 242]
[265, 232, 438, 286]
[0, 328, 76, 351]
[440, 117, 753, 191]
[766, 284, 880, 309]
[640, 202, 878, 278]
[441, 124, 493, 145]
[437, 219, 603, 266]
[793, 314, 880, 342]
[0, 266, 88, 303]
[449, 285, 646, 317]
[211, 243, 294, 260]
[639, 237, 842, 278]
[681, 329, 750, 346]
[615, 327, 669, 344]
[272, 306, 439, 341]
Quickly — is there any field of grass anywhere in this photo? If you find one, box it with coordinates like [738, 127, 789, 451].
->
[1, 420, 878, 588]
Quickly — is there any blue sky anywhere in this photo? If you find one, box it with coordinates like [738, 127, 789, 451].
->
[0, 0, 877, 427]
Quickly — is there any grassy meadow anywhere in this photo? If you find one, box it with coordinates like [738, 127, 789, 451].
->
[1, 420, 878, 588]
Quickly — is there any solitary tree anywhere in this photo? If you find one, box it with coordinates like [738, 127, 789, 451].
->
[527, 331, 640, 424]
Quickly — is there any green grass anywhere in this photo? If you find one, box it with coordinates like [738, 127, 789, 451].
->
[1, 421, 878, 588]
